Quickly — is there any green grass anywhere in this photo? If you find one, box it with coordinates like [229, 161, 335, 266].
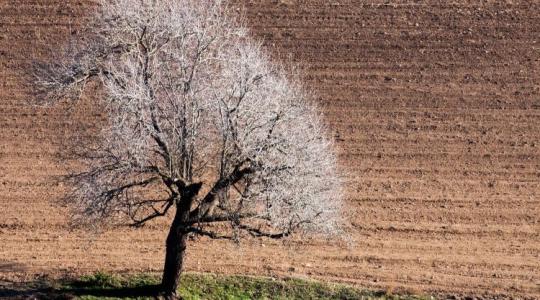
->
[55, 272, 433, 300]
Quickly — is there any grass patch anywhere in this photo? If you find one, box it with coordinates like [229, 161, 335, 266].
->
[56, 272, 432, 300]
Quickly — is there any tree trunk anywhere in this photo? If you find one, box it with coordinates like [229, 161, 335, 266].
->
[161, 221, 188, 299]
[160, 182, 202, 299]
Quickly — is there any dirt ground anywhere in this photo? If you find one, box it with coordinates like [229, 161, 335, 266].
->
[1, 0, 539, 298]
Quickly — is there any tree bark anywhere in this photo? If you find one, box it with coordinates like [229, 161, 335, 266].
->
[161, 220, 188, 299]
[160, 182, 202, 299]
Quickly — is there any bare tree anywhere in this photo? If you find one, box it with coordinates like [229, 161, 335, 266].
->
[33, 0, 343, 298]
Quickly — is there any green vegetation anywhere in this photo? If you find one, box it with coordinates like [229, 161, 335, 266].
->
[52, 272, 433, 300]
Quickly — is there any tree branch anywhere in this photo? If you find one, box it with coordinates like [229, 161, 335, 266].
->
[185, 223, 289, 240]
[186, 212, 260, 225]
[130, 198, 174, 227]
[236, 224, 290, 239]
[190, 165, 254, 219]
[102, 177, 159, 198]
[187, 227, 234, 240]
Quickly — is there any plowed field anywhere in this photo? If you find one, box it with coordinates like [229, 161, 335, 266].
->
[1, 1, 539, 298]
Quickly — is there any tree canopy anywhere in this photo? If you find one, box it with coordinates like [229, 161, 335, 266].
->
[34, 0, 343, 240]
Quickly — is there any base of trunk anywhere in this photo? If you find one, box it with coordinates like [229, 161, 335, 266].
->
[159, 291, 181, 300]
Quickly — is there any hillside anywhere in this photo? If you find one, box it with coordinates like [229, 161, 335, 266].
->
[0, 0, 539, 298]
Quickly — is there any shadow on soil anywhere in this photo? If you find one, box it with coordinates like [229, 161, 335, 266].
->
[63, 284, 161, 298]
[0, 282, 161, 299]
[0, 286, 62, 299]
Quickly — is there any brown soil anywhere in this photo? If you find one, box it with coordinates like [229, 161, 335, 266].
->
[1, 0, 539, 298]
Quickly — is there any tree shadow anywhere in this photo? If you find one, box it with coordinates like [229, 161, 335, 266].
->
[0, 284, 61, 300]
[0, 281, 161, 299]
[61, 283, 161, 298]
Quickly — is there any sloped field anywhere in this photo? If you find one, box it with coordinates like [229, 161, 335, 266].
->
[1, 1, 539, 298]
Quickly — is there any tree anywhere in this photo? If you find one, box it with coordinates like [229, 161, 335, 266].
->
[33, 0, 343, 298]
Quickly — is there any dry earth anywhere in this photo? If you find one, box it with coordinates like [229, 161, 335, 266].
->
[1, 0, 539, 298]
